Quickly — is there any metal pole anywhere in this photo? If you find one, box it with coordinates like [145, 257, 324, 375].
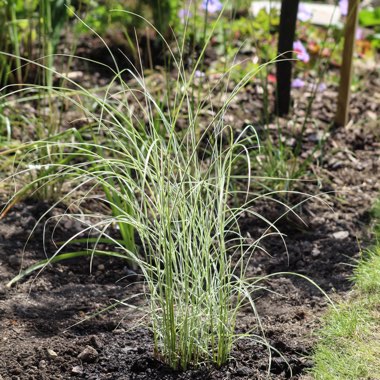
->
[275, 0, 300, 116]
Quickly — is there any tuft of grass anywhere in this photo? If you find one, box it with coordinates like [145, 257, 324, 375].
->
[354, 246, 380, 294]
[311, 294, 380, 380]
[310, 200, 380, 380]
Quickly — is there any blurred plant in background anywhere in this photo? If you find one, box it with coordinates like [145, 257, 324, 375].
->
[0, 0, 378, 202]
[76, 0, 181, 50]
[0, 0, 71, 86]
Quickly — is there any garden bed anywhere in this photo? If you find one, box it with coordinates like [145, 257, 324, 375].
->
[0, 62, 379, 379]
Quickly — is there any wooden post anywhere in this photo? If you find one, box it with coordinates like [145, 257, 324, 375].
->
[335, 0, 360, 126]
[275, 0, 300, 116]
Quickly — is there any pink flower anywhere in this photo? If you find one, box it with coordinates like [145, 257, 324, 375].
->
[267, 74, 276, 83]
[201, 0, 223, 14]
[317, 83, 327, 92]
[178, 8, 192, 21]
[339, 0, 348, 17]
[291, 78, 305, 88]
[293, 40, 310, 63]
[355, 27, 363, 40]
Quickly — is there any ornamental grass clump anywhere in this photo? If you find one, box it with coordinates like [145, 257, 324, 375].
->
[1, 13, 288, 371]
[3, 73, 272, 369]
[136, 124, 259, 369]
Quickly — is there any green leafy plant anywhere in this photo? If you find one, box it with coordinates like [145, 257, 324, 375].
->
[359, 7, 380, 27]
[40, 0, 70, 88]
[0, 0, 70, 86]
[78, 0, 181, 37]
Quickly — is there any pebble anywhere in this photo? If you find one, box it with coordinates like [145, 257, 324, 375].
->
[367, 110, 377, 121]
[77, 345, 99, 362]
[97, 264, 105, 271]
[112, 328, 125, 335]
[38, 360, 47, 369]
[47, 349, 58, 359]
[66, 71, 84, 80]
[311, 247, 321, 257]
[71, 365, 83, 375]
[332, 231, 349, 240]
[89, 335, 102, 349]
[121, 346, 135, 354]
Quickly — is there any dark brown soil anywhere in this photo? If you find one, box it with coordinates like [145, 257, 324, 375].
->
[0, 50, 379, 379]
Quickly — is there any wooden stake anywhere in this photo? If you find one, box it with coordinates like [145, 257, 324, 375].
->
[275, 0, 300, 116]
[335, 0, 360, 126]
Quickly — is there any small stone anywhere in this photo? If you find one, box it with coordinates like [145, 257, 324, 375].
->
[66, 71, 84, 80]
[71, 365, 83, 375]
[47, 349, 58, 359]
[112, 328, 125, 335]
[313, 216, 326, 226]
[97, 264, 105, 271]
[121, 346, 135, 354]
[38, 360, 47, 369]
[367, 110, 377, 121]
[332, 231, 349, 240]
[77, 345, 98, 362]
[311, 247, 320, 257]
[89, 335, 102, 349]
